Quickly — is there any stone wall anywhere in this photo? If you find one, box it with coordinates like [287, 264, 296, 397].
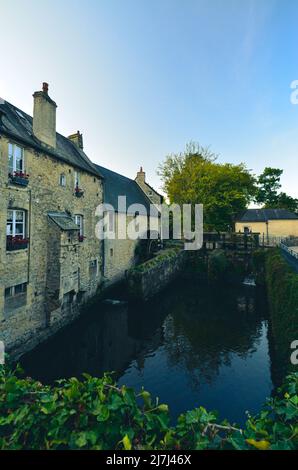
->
[0, 135, 103, 357]
[127, 248, 186, 300]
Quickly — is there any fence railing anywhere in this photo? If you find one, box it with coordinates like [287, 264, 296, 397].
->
[280, 242, 298, 260]
[280, 237, 298, 247]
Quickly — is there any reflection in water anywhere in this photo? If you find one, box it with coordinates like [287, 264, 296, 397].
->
[21, 279, 277, 425]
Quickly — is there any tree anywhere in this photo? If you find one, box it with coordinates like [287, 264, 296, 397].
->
[255, 167, 282, 206]
[272, 192, 298, 212]
[157, 143, 256, 231]
[256, 167, 298, 212]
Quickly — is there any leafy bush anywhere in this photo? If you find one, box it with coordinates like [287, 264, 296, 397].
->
[0, 364, 297, 450]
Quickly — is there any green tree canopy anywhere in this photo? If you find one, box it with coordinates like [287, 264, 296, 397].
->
[157, 143, 256, 231]
[255, 167, 298, 212]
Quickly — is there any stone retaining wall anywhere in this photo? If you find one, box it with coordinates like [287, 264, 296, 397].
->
[127, 249, 186, 300]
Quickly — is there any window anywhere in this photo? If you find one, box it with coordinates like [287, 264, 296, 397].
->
[4, 282, 27, 314]
[108, 212, 115, 232]
[74, 171, 80, 188]
[59, 174, 66, 187]
[110, 248, 114, 257]
[89, 259, 98, 279]
[134, 212, 140, 230]
[8, 143, 24, 174]
[7, 210, 25, 237]
[244, 226, 250, 234]
[5, 283, 27, 298]
[74, 214, 83, 236]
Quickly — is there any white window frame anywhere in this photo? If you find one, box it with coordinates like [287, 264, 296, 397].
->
[6, 210, 26, 238]
[8, 143, 25, 174]
[74, 171, 80, 188]
[74, 214, 84, 236]
[60, 173, 66, 187]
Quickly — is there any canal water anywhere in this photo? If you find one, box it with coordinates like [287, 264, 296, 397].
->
[21, 279, 276, 426]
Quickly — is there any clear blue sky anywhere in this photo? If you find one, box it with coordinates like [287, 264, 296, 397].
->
[1, 0, 298, 197]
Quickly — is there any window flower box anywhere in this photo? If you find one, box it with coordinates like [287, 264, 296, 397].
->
[6, 236, 29, 251]
[9, 171, 29, 187]
[74, 185, 84, 198]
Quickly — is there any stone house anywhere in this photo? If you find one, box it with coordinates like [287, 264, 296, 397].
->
[135, 167, 163, 206]
[0, 83, 103, 356]
[0, 84, 163, 357]
[235, 208, 298, 243]
[94, 164, 160, 286]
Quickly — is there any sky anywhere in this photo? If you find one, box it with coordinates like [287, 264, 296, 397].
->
[1, 0, 298, 198]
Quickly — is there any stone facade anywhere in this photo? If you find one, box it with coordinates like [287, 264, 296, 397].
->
[102, 212, 160, 286]
[0, 85, 162, 358]
[0, 86, 103, 357]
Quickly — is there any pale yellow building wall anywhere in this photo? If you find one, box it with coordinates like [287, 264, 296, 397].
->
[235, 219, 298, 238]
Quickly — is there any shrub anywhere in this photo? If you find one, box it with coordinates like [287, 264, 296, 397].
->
[0, 364, 297, 450]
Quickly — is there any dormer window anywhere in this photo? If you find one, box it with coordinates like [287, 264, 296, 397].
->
[8, 143, 24, 174]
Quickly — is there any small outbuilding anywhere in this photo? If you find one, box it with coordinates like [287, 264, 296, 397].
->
[235, 208, 298, 243]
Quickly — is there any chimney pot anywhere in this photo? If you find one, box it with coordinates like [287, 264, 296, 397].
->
[136, 166, 145, 184]
[42, 82, 49, 94]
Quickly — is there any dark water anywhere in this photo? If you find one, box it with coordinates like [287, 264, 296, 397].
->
[21, 279, 276, 426]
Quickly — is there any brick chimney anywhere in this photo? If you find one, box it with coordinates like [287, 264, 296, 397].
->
[136, 166, 146, 184]
[68, 131, 83, 149]
[33, 82, 57, 148]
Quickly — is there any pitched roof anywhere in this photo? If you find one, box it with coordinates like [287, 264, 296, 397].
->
[48, 212, 79, 231]
[236, 208, 298, 222]
[94, 164, 158, 216]
[0, 99, 100, 177]
[136, 178, 164, 201]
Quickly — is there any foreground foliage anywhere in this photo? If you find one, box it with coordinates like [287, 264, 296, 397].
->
[0, 365, 297, 450]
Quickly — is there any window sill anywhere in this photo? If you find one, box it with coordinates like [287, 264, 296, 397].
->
[8, 177, 29, 187]
[6, 247, 28, 254]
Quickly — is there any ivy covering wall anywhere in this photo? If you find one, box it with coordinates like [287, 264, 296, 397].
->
[264, 249, 298, 377]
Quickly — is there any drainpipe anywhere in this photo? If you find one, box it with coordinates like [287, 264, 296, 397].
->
[27, 188, 32, 283]
[266, 220, 269, 245]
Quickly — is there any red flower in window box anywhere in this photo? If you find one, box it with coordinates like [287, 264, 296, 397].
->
[6, 235, 30, 251]
[9, 171, 29, 187]
[74, 185, 84, 197]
